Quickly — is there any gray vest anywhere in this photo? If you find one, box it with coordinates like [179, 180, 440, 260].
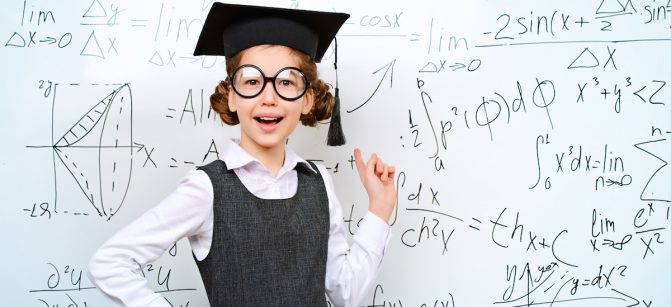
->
[195, 160, 329, 306]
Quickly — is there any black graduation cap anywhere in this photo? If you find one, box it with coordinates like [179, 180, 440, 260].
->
[194, 2, 349, 63]
[194, 2, 349, 145]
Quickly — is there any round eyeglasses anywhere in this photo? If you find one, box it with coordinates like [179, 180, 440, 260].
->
[230, 64, 310, 101]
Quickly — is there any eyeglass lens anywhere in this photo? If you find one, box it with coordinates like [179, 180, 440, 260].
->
[232, 65, 308, 100]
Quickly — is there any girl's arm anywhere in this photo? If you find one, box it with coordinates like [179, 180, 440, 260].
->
[323, 149, 397, 307]
[87, 170, 213, 307]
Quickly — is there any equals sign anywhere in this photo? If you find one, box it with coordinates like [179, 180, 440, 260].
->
[170, 157, 178, 168]
[409, 33, 420, 42]
[166, 108, 176, 118]
[592, 160, 601, 169]
[131, 19, 148, 27]
[469, 217, 482, 231]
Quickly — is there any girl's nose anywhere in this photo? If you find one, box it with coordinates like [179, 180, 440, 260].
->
[259, 80, 278, 105]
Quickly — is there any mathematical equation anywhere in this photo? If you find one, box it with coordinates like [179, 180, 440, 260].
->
[26, 242, 195, 307]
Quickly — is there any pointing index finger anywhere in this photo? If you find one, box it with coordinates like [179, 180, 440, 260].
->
[354, 148, 366, 175]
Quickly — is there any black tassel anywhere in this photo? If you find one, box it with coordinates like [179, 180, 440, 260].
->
[327, 37, 346, 146]
[327, 87, 346, 146]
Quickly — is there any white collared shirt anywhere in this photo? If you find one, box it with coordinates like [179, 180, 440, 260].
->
[88, 139, 391, 307]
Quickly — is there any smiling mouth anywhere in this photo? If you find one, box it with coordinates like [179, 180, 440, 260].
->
[254, 116, 284, 124]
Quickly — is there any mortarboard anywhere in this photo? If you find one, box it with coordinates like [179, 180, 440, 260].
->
[194, 3, 348, 63]
[194, 2, 349, 146]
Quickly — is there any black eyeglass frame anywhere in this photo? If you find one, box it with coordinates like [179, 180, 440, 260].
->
[229, 64, 311, 101]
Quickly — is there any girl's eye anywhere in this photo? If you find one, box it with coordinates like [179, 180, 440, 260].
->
[245, 79, 259, 86]
[279, 80, 294, 87]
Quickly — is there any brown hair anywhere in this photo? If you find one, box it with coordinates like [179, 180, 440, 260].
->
[210, 47, 335, 126]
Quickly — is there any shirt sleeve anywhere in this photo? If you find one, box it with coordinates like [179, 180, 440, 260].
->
[318, 165, 392, 307]
[87, 169, 214, 307]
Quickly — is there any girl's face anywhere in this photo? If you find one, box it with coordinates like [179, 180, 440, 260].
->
[228, 45, 314, 155]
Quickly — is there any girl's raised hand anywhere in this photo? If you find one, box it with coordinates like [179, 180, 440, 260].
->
[354, 148, 397, 224]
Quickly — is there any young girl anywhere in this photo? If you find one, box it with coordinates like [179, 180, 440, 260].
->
[87, 3, 396, 307]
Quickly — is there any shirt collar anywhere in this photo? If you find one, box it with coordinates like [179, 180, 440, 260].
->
[221, 139, 317, 175]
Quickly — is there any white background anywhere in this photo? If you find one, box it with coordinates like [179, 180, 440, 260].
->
[1, 0, 670, 306]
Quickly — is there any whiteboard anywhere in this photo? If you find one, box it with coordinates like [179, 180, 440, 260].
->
[2, 0, 670, 306]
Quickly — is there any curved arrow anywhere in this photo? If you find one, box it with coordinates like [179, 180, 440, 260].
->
[347, 59, 396, 113]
